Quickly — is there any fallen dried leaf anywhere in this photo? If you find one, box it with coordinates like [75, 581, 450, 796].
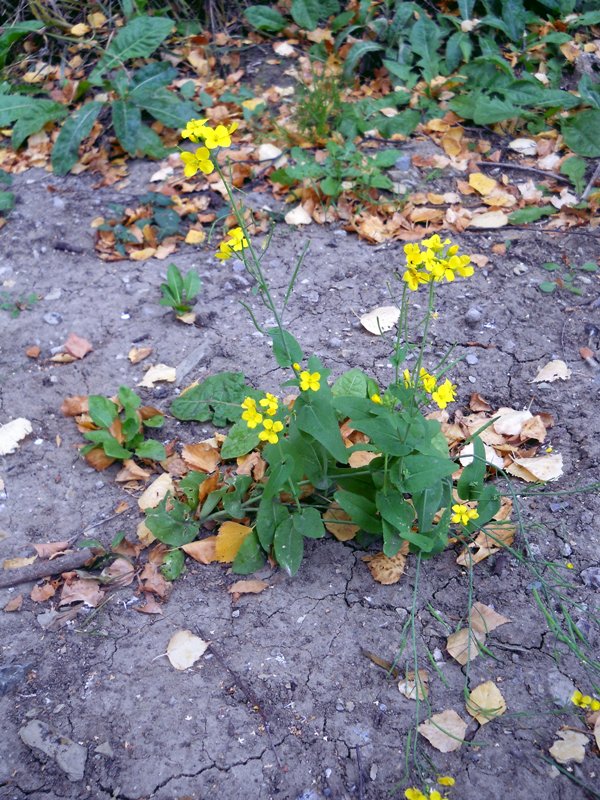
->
[182, 537, 217, 564]
[360, 305, 400, 335]
[549, 730, 588, 764]
[101, 557, 135, 586]
[418, 709, 468, 752]
[0, 418, 33, 455]
[214, 522, 252, 563]
[184, 228, 205, 245]
[493, 408, 533, 436]
[138, 473, 173, 510]
[446, 628, 485, 665]
[115, 459, 151, 482]
[469, 172, 497, 195]
[363, 543, 409, 585]
[30, 581, 56, 602]
[26, 345, 41, 358]
[284, 205, 312, 225]
[466, 681, 507, 724]
[508, 138, 537, 156]
[399, 669, 429, 701]
[469, 602, 510, 635]
[59, 578, 104, 607]
[182, 442, 220, 473]
[60, 396, 88, 416]
[532, 359, 571, 383]
[3, 555, 37, 570]
[135, 596, 163, 614]
[506, 454, 563, 482]
[3, 594, 23, 612]
[167, 630, 209, 670]
[128, 346, 153, 364]
[137, 364, 176, 388]
[323, 503, 359, 541]
[139, 561, 169, 597]
[64, 332, 93, 360]
[456, 521, 516, 566]
[137, 520, 155, 547]
[469, 210, 508, 228]
[228, 579, 268, 596]
[31, 541, 70, 559]
[257, 143, 283, 161]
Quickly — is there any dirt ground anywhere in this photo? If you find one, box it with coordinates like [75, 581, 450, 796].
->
[1, 159, 599, 800]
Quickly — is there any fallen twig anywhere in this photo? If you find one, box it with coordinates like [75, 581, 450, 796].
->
[582, 161, 600, 201]
[476, 160, 571, 184]
[0, 548, 95, 589]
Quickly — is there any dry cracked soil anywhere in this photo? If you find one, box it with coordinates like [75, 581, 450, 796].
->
[0, 160, 599, 800]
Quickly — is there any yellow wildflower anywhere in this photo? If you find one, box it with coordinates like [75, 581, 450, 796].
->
[437, 776, 455, 787]
[215, 241, 234, 261]
[259, 418, 283, 444]
[566, 562, 574, 569]
[403, 266, 430, 291]
[259, 392, 279, 416]
[428, 792, 448, 800]
[451, 503, 479, 525]
[592, 699, 600, 711]
[180, 147, 214, 178]
[299, 371, 320, 392]
[572, 690, 600, 709]
[419, 368, 437, 394]
[403, 369, 413, 388]
[181, 118, 209, 143]
[449, 253, 474, 278]
[371, 393, 382, 404]
[241, 397, 263, 429]
[405, 790, 426, 800]
[215, 226, 248, 260]
[431, 378, 456, 409]
[404, 242, 424, 266]
[421, 234, 450, 253]
[202, 122, 238, 150]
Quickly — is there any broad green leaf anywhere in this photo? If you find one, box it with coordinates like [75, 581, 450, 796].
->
[343, 41, 384, 80]
[332, 368, 368, 398]
[562, 111, 600, 157]
[244, 5, 287, 32]
[578, 74, 600, 110]
[539, 281, 557, 293]
[560, 157, 586, 195]
[118, 385, 141, 415]
[0, 21, 43, 69]
[274, 518, 304, 576]
[161, 549, 185, 581]
[91, 16, 173, 81]
[171, 372, 252, 427]
[88, 395, 119, 429]
[256, 499, 289, 551]
[0, 94, 37, 126]
[268, 326, 303, 368]
[11, 100, 67, 149]
[179, 471, 206, 509]
[508, 205, 557, 224]
[402, 454, 456, 494]
[457, 436, 486, 500]
[133, 123, 169, 159]
[320, 176, 342, 197]
[143, 414, 164, 428]
[145, 495, 198, 546]
[131, 62, 178, 94]
[220, 419, 260, 460]
[295, 393, 348, 463]
[334, 489, 381, 534]
[293, 507, 326, 539]
[377, 491, 415, 556]
[51, 102, 104, 176]
[135, 439, 166, 461]
[232, 530, 266, 574]
[291, 0, 321, 30]
[112, 100, 142, 155]
[0, 191, 14, 212]
[131, 88, 197, 130]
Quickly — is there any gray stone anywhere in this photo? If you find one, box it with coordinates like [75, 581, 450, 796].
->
[44, 287, 62, 301]
[394, 155, 411, 171]
[581, 566, 600, 589]
[0, 662, 33, 697]
[464, 307, 482, 326]
[465, 353, 479, 365]
[19, 719, 87, 781]
[94, 741, 114, 757]
[52, 196, 66, 210]
[43, 312, 62, 326]
[546, 668, 577, 707]
[560, 541, 572, 556]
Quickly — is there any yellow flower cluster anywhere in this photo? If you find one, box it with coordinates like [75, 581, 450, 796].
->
[179, 118, 238, 177]
[451, 503, 479, 526]
[215, 227, 249, 261]
[241, 395, 283, 444]
[402, 235, 474, 291]
[299, 371, 320, 392]
[572, 690, 600, 711]
[403, 368, 457, 410]
[405, 789, 450, 800]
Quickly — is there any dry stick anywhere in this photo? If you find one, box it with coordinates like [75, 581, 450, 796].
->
[476, 160, 572, 184]
[0, 548, 94, 590]
[194, 624, 282, 769]
[356, 745, 365, 800]
[582, 161, 600, 200]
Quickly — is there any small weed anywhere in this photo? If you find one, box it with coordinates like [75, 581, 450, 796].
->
[81, 386, 165, 465]
[293, 69, 344, 141]
[0, 290, 38, 317]
[539, 260, 598, 296]
[160, 263, 202, 316]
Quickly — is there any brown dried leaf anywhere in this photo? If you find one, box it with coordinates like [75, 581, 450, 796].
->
[506, 454, 563, 482]
[418, 709, 468, 752]
[26, 345, 41, 358]
[61, 396, 88, 416]
[519, 415, 547, 443]
[182, 442, 221, 473]
[137, 364, 176, 388]
[323, 503, 360, 541]
[135, 596, 163, 615]
[469, 602, 510, 635]
[469, 393, 492, 412]
[363, 542, 410, 585]
[137, 520, 155, 547]
[139, 562, 169, 597]
[182, 537, 218, 564]
[59, 579, 104, 608]
[83, 446, 115, 471]
[128, 346, 153, 364]
[398, 670, 429, 701]
[228, 579, 268, 597]
[64, 332, 93, 359]
[549, 730, 588, 764]
[32, 541, 70, 559]
[466, 681, 507, 724]
[138, 473, 173, 510]
[446, 628, 485, 665]
[456, 521, 516, 566]
[101, 557, 135, 586]
[115, 459, 151, 483]
[4, 594, 23, 612]
[30, 581, 56, 602]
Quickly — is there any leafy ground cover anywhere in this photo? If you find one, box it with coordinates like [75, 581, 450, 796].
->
[0, 3, 599, 799]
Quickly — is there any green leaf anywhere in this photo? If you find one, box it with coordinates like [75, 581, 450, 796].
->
[539, 281, 557, 293]
[11, 100, 67, 150]
[293, 507, 326, 539]
[0, 191, 14, 212]
[332, 368, 368, 398]
[558, 156, 585, 196]
[579, 262, 598, 273]
[377, 491, 415, 556]
[220, 419, 260, 460]
[135, 439, 166, 461]
[274, 518, 304, 576]
[343, 41, 384, 80]
[256, 499, 289, 551]
[232, 530, 266, 574]
[171, 372, 252, 427]
[145, 495, 198, 546]
[133, 124, 169, 159]
[334, 489, 381, 534]
[244, 5, 288, 32]
[372, 150, 400, 169]
[0, 94, 34, 126]
[161, 549, 185, 581]
[0, 21, 44, 69]
[295, 393, 349, 463]
[143, 414, 164, 428]
[91, 16, 173, 81]
[118, 385, 141, 415]
[320, 176, 342, 197]
[131, 62, 178, 94]
[508, 205, 557, 224]
[562, 111, 600, 158]
[112, 100, 142, 155]
[402, 454, 456, 494]
[268, 327, 303, 368]
[88, 395, 119, 429]
[457, 436, 486, 500]
[413, 482, 444, 533]
[51, 102, 104, 176]
[291, 0, 321, 30]
[183, 269, 202, 300]
[131, 87, 197, 130]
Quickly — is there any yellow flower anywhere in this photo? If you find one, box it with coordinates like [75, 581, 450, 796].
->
[181, 118, 209, 143]
[292, 362, 300, 371]
[451, 503, 479, 525]
[180, 147, 214, 177]
[419, 368, 437, 394]
[566, 562, 574, 569]
[404, 242, 424, 266]
[429, 257, 455, 283]
[421, 234, 450, 253]
[403, 369, 413, 388]
[428, 792, 446, 800]
[215, 226, 248, 260]
[431, 378, 456, 409]
[259, 392, 279, 416]
[203, 122, 238, 150]
[371, 393, 382, 404]
[259, 418, 283, 444]
[241, 397, 263, 429]
[592, 699, 600, 711]
[545, 445, 553, 453]
[449, 253, 474, 278]
[437, 776, 455, 787]
[299, 371, 320, 392]
[405, 790, 426, 800]
[215, 242, 234, 261]
[403, 266, 430, 291]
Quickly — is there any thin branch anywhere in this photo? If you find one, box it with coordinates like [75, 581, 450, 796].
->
[0, 548, 95, 589]
[582, 161, 600, 200]
[476, 160, 572, 184]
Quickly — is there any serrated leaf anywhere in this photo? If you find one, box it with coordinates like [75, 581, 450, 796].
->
[91, 16, 173, 81]
[562, 110, 600, 157]
[11, 100, 67, 149]
[51, 102, 104, 176]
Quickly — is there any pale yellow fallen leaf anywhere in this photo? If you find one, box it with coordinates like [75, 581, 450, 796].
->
[284, 205, 312, 225]
[506, 454, 563, 482]
[176, 312, 196, 325]
[182, 537, 217, 564]
[228, 579, 268, 596]
[137, 364, 176, 388]
[3, 555, 37, 570]
[87, 11, 107, 27]
[468, 172, 497, 195]
[273, 41, 296, 57]
[549, 729, 588, 764]
[130, 247, 157, 261]
[185, 229, 205, 245]
[138, 473, 174, 511]
[70, 22, 90, 36]
[418, 709, 468, 752]
[215, 522, 253, 563]
[469, 210, 508, 228]
[167, 630, 209, 670]
[398, 670, 429, 701]
[446, 628, 485, 665]
[257, 143, 283, 161]
[469, 602, 510, 635]
[0, 418, 33, 456]
[532, 359, 571, 383]
[466, 681, 507, 724]
[137, 520, 155, 546]
[493, 408, 533, 436]
[360, 305, 400, 335]
[508, 138, 537, 156]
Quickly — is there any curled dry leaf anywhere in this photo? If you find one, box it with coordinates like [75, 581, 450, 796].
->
[257, 143, 283, 161]
[466, 681, 507, 725]
[167, 629, 209, 670]
[549, 730, 588, 764]
[84, 447, 115, 471]
[59, 578, 104, 608]
[182, 442, 220, 473]
[61, 396, 89, 416]
[493, 408, 533, 436]
[398, 669, 429, 701]
[182, 537, 217, 564]
[456, 521, 516, 566]
[137, 473, 174, 511]
[101, 557, 135, 586]
[469, 392, 492, 412]
[360, 305, 400, 335]
[363, 542, 409, 585]
[4, 594, 23, 612]
[418, 709, 468, 753]
[115, 459, 151, 483]
[137, 364, 176, 388]
[139, 562, 169, 597]
[323, 503, 359, 541]
[508, 137, 537, 156]
[284, 205, 312, 225]
[506, 454, 563, 482]
[469, 210, 508, 228]
[135, 596, 163, 614]
[519, 416, 547, 443]
[0, 418, 33, 456]
[137, 520, 155, 547]
[468, 172, 497, 195]
[532, 359, 571, 383]
[64, 332, 93, 360]
[30, 581, 56, 602]
[128, 346, 153, 364]
[214, 522, 253, 563]
[446, 628, 485, 665]
[32, 541, 70, 559]
[228, 579, 268, 596]
[469, 602, 510, 635]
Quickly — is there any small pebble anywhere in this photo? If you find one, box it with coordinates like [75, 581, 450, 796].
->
[43, 312, 62, 326]
[52, 197, 65, 210]
[231, 609, 240, 618]
[464, 307, 481, 326]
[335, 699, 345, 712]
[468, 375, 476, 384]
[329, 337, 342, 348]
[394, 155, 411, 171]
[345, 700, 355, 712]
[465, 353, 478, 365]
[581, 566, 600, 590]
[560, 542, 573, 556]
[433, 648, 444, 662]
[513, 263, 528, 275]
[44, 288, 62, 301]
